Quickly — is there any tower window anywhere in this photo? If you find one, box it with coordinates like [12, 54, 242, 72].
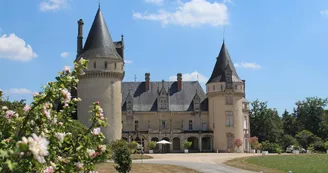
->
[235, 85, 237, 90]
[189, 120, 193, 130]
[93, 61, 96, 68]
[225, 112, 233, 127]
[135, 120, 139, 131]
[114, 63, 117, 69]
[105, 61, 108, 69]
[213, 85, 215, 91]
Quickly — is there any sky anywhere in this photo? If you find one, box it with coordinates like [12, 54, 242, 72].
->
[0, 0, 328, 115]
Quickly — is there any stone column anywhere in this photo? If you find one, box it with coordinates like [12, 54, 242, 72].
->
[170, 139, 173, 153]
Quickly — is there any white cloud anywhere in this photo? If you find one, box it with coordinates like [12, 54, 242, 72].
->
[320, 10, 328, 16]
[124, 60, 133, 64]
[60, 52, 69, 58]
[3, 88, 33, 95]
[145, 0, 164, 5]
[0, 33, 37, 62]
[234, 62, 262, 69]
[223, 0, 235, 5]
[133, 0, 229, 27]
[40, 0, 68, 12]
[169, 71, 208, 83]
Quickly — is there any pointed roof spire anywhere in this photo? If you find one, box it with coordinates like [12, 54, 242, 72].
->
[77, 8, 122, 61]
[206, 42, 241, 84]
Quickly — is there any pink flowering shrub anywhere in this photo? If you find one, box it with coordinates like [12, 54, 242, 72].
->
[0, 58, 109, 173]
[233, 139, 242, 149]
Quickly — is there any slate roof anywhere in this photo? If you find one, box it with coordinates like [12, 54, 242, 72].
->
[121, 81, 208, 112]
[207, 42, 242, 84]
[77, 8, 122, 61]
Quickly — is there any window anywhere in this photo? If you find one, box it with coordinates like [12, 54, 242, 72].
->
[213, 85, 215, 91]
[234, 85, 237, 90]
[244, 117, 247, 129]
[225, 112, 233, 127]
[226, 95, 233, 105]
[202, 122, 207, 130]
[135, 120, 138, 130]
[114, 63, 117, 69]
[105, 62, 108, 69]
[221, 85, 224, 90]
[93, 61, 96, 68]
[189, 120, 193, 130]
[161, 121, 166, 129]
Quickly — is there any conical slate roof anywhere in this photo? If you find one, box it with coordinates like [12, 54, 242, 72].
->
[77, 8, 122, 61]
[206, 42, 241, 84]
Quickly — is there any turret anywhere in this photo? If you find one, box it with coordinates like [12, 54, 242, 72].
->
[206, 41, 249, 153]
[76, 7, 124, 143]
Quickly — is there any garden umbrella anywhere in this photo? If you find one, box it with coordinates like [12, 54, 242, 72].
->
[156, 140, 172, 153]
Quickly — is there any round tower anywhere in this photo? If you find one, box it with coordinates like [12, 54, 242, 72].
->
[76, 7, 124, 143]
[206, 42, 249, 152]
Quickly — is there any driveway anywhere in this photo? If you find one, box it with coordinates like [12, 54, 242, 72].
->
[133, 153, 259, 173]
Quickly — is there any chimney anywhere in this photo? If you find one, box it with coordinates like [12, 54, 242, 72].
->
[77, 19, 84, 57]
[145, 73, 150, 90]
[177, 73, 182, 91]
[242, 80, 246, 98]
[121, 35, 124, 59]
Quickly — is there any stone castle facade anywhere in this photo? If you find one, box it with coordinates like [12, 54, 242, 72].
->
[74, 8, 251, 153]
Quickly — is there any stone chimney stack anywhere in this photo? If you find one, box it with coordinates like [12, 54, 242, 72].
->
[242, 80, 246, 98]
[177, 73, 182, 91]
[77, 19, 84, 57]
[145, 73, 150, 90]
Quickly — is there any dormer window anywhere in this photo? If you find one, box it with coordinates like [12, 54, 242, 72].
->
[193, 90, 201, 111]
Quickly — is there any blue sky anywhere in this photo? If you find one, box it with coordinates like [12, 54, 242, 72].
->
[0, 0, 328, 115]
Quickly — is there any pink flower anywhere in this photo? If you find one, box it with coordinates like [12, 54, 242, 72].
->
[43, 166, 54, 173]
[75, 162, 84, 169]
[61, 89, 71, 103]
[63, 66, 71, 73]
[58, 122, 63, 126]
[5, 110, 15, 119]
[91, 128, 101, 136]
[95, 101, 100, 105]
[24, 105, 31, 113]
[43, 110, 51, 119]
[87, 149, 97, 159]
[33, 92, 39, 97]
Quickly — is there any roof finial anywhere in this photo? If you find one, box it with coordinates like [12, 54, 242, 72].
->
[223, 26, 226, 43]
[196, 70, 199, 81]
[134, 75, 137, 82]
[98, 0, 101, 8]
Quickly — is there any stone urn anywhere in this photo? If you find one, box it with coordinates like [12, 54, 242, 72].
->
[262, 151, 269, 155]
[184, 149, 189, 153]
[250, 149, 256, 153]
[257, 150, 261, 153]
[149, 150, 153, 154]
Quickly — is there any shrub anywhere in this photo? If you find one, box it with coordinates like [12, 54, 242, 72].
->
[147, 141, 157, 150]
[281, 134, 298, 149]
[311, 141, 326, 152]
[261, 141, 282, 153]
[248, 136, 259, 149]
[184, 141, 192, 149]
[295, 130, 317, 149]
[324, 141, 328, 150]
[276, 148, 282, 154]
[128, 141, 138, 154]
[233, 139, 242, 149]
[111, 140, 132, 173]
[0, 59, 110, 172]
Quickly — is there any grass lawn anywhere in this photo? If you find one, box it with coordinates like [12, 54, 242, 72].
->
[96, 163, 200, 173]
[131, 154, 153, 160]
[225, 154, 328, 173]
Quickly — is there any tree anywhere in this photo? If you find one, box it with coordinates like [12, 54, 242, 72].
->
[250, 100, 283, 143]
[147, 141, 157, 150]
[233, 139, 242, 150]
[248, 136, 259, 149]
[295, 130, 318, 149]
[282, 110, 298, 136]
[183, 141, 192, 149]
[0, 58, 110, 172]
[293, 97, 328, 138]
